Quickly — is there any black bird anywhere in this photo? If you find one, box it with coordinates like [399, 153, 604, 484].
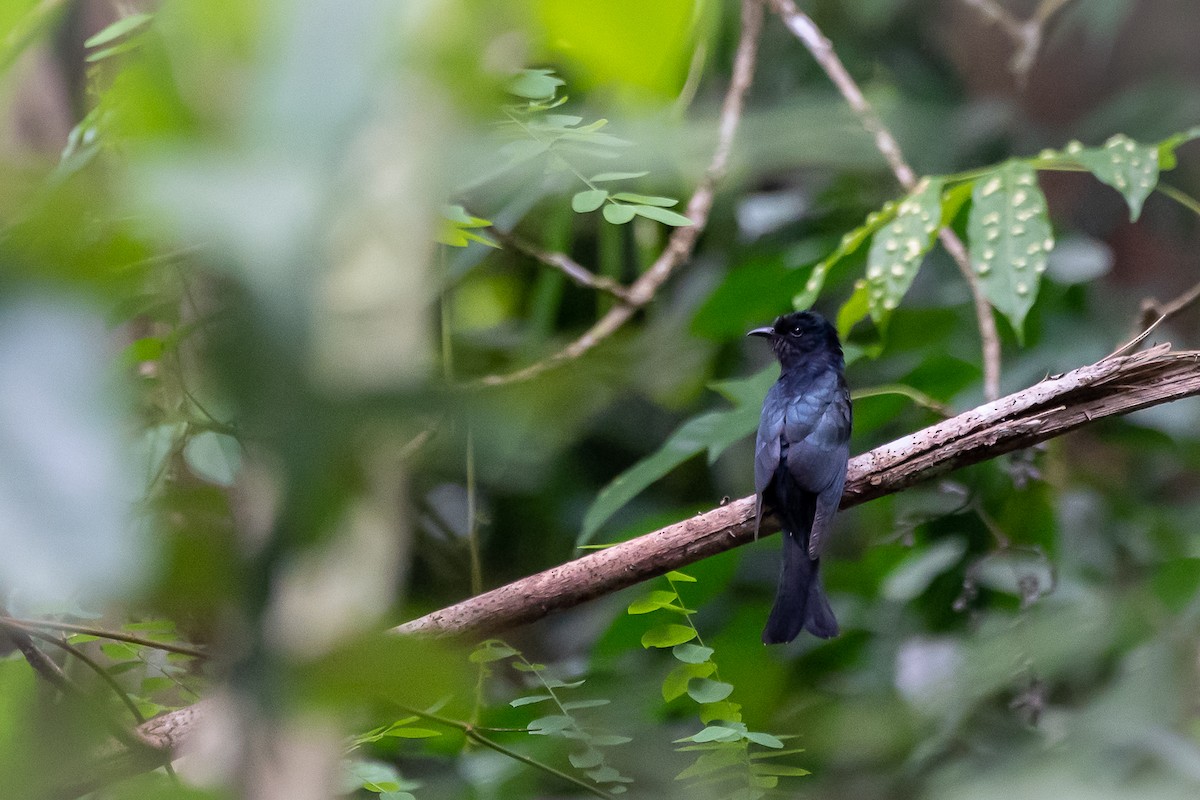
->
[748, 311, 851, 644]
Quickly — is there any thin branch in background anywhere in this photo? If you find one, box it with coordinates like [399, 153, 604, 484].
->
[962, 0, 1076, 85]
[1105, 277, 1200, 360]
[2, 616, 208, 660]
[393, 704, 616, 800]
[0, 616, 72, 692]
[769, 0, 1003, 400]
[490, 228, 634, 303]
[478, 0, 765, 386]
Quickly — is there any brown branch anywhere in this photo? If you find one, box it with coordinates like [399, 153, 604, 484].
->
[399, 344, 1200, 636]
[490, 227, 635, 303]
[478, 0, 764, 386]
[0, 615, 71, 692]
[962, 0, 1075, 84]
[1136, 277, 1200, 335]
[769, 0, 1003, 400]
[95, 344, 1200, 788]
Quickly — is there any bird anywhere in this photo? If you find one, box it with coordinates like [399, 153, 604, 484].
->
[748, 311, 851, 644]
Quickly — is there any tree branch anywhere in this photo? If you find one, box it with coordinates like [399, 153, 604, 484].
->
[961, 0, 1076, 84]
[490, 227, 635, 303]
[769, 0, 1003, 400]
[399, 344, 1200, 636]
[95, 344, 1200, 789]
[479, 0, 764, 386]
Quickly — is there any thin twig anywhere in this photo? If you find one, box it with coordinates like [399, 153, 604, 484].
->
[491, 227, 635, 303]
[478, 0, 764, 386]
[394, 704, 616, 800]
[2, 616, 208, 659]
[961, 0, 1075, 84]
[0, 616, 72, 692]
[770, 0, 1003, 400]
[1106, 277, 1200, 360]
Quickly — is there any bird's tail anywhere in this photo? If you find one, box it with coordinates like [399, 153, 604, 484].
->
[762, 527, 839, 644]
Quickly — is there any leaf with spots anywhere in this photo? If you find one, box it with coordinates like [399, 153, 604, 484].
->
[865, 177, 944, 325]
[793, 200, 897, 310]
[1066, 135, 1160, 222]
[967, 162, 1053, 343]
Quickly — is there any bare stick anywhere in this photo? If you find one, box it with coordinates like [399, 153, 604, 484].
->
[962, 0, 1076, 83]
[490, 228, 635, 304]
[769, 0, 1003, 400]
[478, 0, 764, 386]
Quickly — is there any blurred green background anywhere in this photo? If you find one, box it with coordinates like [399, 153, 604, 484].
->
[1, 1, 1200, 799]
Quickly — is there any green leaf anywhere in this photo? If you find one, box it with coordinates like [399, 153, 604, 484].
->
[687, 678, 734, 704]
[527, 715, 574, 736]
[590, 171, 650, 182]
[642, 624, 697, 649]
[836, 280, 871, 341]
[881, 537, 968, 601]
[699, 700, 742, 724]
[628, 589, 685, 615]
[603, 203, 637, 224]
[632, 205, 693, 226]
[663, 662, 716, 702]
[675, 746, 745, 781]
[590, 734, 634, 746]
[572, 189, 608, 213]
[682, 725, 745, 744]
[1156, 126, 1200, 170]
[671, 643, 714, 664]
[750, 747, 806, 759]
[509, 694, 553, 707]
[569, 748, 605, 768]
[511, 661, 546, 672]
[666, 570, 697, 582]
[866, 177, 943, 325]
[750, 764, 811, 777]
[509, 68, 564, 100]
[386, 728, 441, 739]
[561, 699, 611, 710]
[84, 12, 152, 48]
[1069, 135, 1160, 221]
[542, 677, 586, 689]
[469, 641, 518, 663]
[611, 192, 678, 207]
[744, 731, 785, 749]
[795, 201, 897, 310]
[579, 389, 762, 544]
[966, 161, 1053, 342]
[183, 431, 242, 486]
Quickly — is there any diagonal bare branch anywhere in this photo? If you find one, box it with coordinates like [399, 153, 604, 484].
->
[490, 227, 635, 303]
[479, 0, 765, 386]
[769, 0, 1003, 401]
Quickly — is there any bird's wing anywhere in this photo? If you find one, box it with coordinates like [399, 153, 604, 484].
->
[753, 384, 786, 530]
[785, 375, 852, 556]
[784, 375, 850, 488]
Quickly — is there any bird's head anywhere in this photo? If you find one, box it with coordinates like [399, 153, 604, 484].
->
[747, 311, 842, 368]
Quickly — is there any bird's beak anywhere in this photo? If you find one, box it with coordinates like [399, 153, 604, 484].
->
[747, 326, 773, 338]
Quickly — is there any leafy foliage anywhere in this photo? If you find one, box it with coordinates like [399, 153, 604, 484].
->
[629, 571, 806, 800]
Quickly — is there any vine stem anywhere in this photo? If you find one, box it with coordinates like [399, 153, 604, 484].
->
[392, 704, 616, 800]
[769, 0, 1003, 400]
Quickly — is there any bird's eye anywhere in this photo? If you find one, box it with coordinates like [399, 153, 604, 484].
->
[789, 326, 803, 337]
